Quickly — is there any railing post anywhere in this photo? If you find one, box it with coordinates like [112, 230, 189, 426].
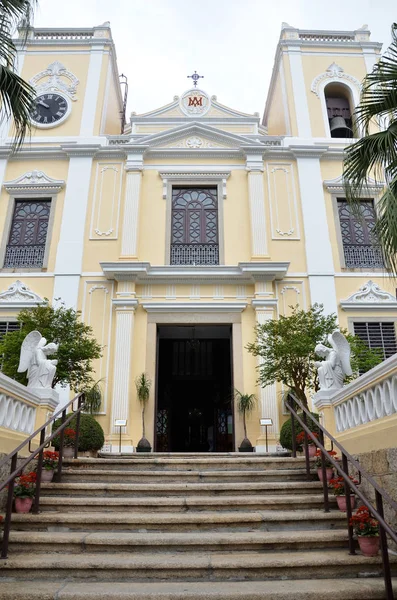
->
[1, 453, 17, 559]
[56, 408, 66, 483]
[342, 452, 355, 555]
[319, 428, 330, 513]
[375, 489, 394, 600]
[302, 409, 311, 481]
[32, 429, 46, 514]
[289, 396, 297, 459]
[74, 395, 83, 460]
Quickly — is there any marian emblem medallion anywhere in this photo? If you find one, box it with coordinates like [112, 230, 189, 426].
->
[180, 89, 210, 116]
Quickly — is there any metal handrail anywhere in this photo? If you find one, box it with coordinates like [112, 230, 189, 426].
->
[0, 392, 85, 559]
[286, 392, 397, 600]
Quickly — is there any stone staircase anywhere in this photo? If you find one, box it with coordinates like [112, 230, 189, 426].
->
[1, 453, 396, 599]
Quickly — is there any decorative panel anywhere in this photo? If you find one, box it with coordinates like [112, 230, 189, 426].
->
[90, 162, 123, 239]
[267, 163, 300, 240]
[82, 282, 113, 412]
[277, 281, 306, 316]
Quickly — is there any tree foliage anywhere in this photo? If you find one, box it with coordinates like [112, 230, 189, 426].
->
[343, 23, 397, 275]
[0, 0, 38, 148]
[246, 304, 383, 407]
[0, 302, 102, 391]
[52, 413, 104, 452]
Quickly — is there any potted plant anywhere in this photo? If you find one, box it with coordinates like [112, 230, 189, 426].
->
[52, 414, 104, 458]
[314, 449, 338, 482]
[13, 472, 36, 513]
[296, 431, 319, 457]
[37, 450, 59, 482]
[350, 505, 380, 556]
[62, 428, 76, 458]
[136, 373, 152, 453]
[329, 475, 358, 512]
[235, 390, 256, 452]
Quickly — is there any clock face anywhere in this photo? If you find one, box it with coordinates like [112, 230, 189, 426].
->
[31, 93, 70, 127]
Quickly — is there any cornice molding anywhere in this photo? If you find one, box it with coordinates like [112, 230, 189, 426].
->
[251, 299, 278, 309]
[290, 145, 329, 159]
[0, 280, 46, 309]
[111, 299, 139, 311]
[3, 170, 65, 195]
[142, 302, 247, 314]
[100, 261, 289, 284]
[61, 144, 101, 157]
[324, 174, 384, 195]
[340, 280, 397, 311]
[158, 171, 231, 200]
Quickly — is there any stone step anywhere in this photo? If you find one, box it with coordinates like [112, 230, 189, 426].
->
[7, 509, 347, 532]
[38, 494, 335, 512]
[61, 468, 313, 483]
[64, 457, 308, 472]
[0, 550, 392, 581]
[1, 579, 396, 600]
[6, 529, 349, 554]
[41, 481, 323, 498]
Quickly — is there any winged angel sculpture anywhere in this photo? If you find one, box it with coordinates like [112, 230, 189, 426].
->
[315, 331, 352, 391]
[18, 331, 58, 389]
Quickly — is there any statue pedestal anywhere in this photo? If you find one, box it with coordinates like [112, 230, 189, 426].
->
[30, 387, 59, 411]
[312, 389, 338, 436]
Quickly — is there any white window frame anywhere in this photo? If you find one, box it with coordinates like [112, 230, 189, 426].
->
[1, 170, 65, 272]
[159, 171, 230, 266]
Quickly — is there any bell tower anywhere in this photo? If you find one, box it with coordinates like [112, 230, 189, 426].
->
[263, 23, 382, 139]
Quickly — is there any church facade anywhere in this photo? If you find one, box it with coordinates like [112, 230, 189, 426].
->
[0, 22, 395, 452]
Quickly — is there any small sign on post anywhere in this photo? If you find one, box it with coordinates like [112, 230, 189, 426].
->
[260, 418, 273, 453]
[114, 419, 127, 454]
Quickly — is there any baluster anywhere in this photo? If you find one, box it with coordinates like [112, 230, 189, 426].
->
[342, 453, 355, 555]
[1, 453, 17, 559]
[375, 490, 393, 600]
[32, 429, 46, 514]
[319, 429, 330, 512]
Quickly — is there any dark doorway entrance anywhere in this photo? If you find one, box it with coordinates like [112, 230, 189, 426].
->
[155, 325, 233, 452]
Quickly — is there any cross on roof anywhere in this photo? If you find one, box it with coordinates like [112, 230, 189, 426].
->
[187, 71, 204, 87]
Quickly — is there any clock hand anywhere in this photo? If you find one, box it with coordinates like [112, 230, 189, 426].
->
[37, 100, 50, 109]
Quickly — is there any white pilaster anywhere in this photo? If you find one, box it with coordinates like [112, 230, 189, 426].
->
[53, 148, 98, 308]
[246, 155, 267, 257]
[121, 154, 144, 257]
[293, 148, 338, 316]
[80, 46, 104, 137]
[110, 301, 138, 451]
[288, 47, 312, 138]
[252, 301, 279, 451]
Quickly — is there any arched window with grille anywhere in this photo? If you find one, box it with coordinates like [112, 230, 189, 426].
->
[324, 83, 354, 138]
[4, 199, 51, 268]
[170, 187, 219, 265]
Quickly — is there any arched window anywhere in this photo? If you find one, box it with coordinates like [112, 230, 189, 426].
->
[324, 83, 354, 138]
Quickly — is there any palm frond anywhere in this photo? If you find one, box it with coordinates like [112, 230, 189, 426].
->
[135, 373, 151, 405]
[373, 181, 397, 274]
[234, 389, 256, 414]
[0, 65, 34, 147]
[0, 0, 37, 148]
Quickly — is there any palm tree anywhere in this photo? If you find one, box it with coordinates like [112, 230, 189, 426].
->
[234, 389, 256, 451]
[343, 23, 397, 274]
[135, 373, 152, 451]
[0, 0, 37, 148]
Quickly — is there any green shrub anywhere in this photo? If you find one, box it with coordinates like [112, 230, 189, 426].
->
[280, 413, 320, 451]
[52, 413, 104, 452]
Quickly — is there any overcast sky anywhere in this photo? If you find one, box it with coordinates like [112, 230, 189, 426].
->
[34, 0, 395, 118]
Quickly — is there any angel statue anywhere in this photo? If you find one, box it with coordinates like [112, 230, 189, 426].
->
[315, 331, 352, 391]
[18, 331, 59, 389]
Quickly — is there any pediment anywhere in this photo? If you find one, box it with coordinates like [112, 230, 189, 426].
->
[0, 280, 46, 310]
[341, 280, 397, 311]
[134, 123, 265, 152]
[4, 170, 65, 195]
[324, 174, 384, 195]
[132, 88, 259, 121]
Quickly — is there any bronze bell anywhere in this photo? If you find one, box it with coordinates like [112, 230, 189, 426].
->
[330, 116, 353, 138]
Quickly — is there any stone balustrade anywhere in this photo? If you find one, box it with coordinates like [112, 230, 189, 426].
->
[314, 353, 397, 435]
[0, 373, 59, 454]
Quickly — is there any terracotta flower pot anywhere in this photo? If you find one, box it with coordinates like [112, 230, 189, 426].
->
[336, 495, 356, 512]
[317, 467, 334, 482]
[14, 497, 33, 513]
[40, 470, 54, 483]
[306, 445, 317, 458]
[63, 447, 75, 459]
[358, 535, 380, 557]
